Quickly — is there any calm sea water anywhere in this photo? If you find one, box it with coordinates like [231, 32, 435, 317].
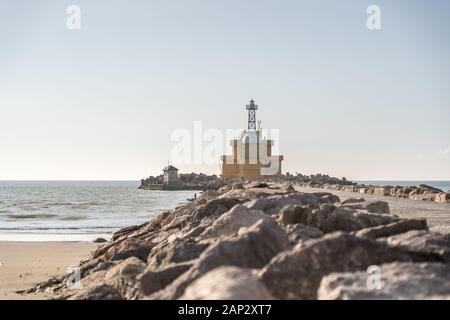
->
[357, 181, 450, 192]
[0, 181, 196, 241]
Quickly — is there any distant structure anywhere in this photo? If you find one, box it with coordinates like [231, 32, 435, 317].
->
[163, 165, 181, 187]
[221, 100, 283, 179]
[140, 165, 220, 190]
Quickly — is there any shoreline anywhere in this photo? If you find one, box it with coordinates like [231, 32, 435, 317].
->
[0, 241, 96, 300]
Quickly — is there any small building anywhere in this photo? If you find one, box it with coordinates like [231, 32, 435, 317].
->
[163, 165, 181, 186]
[221, 100, 283, 180]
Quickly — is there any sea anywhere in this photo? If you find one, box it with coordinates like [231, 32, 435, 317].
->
[0, 181, 196, 242]
[1, 180, 449, 242]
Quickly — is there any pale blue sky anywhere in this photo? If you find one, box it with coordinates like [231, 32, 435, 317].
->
[0, 0, 449, 180]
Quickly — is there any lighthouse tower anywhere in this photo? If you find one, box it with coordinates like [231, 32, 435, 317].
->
[221, 100, 283, 179]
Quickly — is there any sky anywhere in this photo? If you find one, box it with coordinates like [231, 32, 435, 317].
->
[0, 0, 449, 180]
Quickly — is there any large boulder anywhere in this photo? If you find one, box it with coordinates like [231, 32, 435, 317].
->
[138, 261, 193, 297]
[192, 198, 241, 223]
[278, 205, 313, 226]
[180, 266, 274, 300]
[342, 201, 390, 214]
[104, 238, 153, 262]
[198, 205, 271, 240]
[318, 262, 450, 300]
[68, 284, 121, 300]
[148, 219, 290, 299]
[320, 207, 397, 233]
[386, 230, 450, 262]
[435, 193, 450, 203]
[259, 232, 441, 300]
[65, 257, 145, 300]
[355, 219, 428, 239]
[283, 223, 323, 245]
[147, 238, 209, 268]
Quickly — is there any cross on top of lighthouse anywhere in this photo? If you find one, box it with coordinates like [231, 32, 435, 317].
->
[245, 99, 258, 131]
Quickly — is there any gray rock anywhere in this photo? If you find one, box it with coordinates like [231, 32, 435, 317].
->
[104, 238, 153, 262]
[355, 219, 428, 239]
[198, 204, 271, 240]
[138, 261, 193, 296]
[283, 224, 323, 244]
[318, 262, 450, 300]
[192, 198, 241, 223]
[245, 181, 269, 189]
[342, 201, 390, 214]
[387, 230, 450, 262]
[342, 198, 365, 205]
[180, 266, 274, 300]
[68, 284, 122, 300]
[259, 232, 441, 300]
[245, 198, 278, 213]
[147, 239, 209, 268]
[149, 219, 289, 299]
[321, 207, 397, 233]
[278, 205, 313, 226]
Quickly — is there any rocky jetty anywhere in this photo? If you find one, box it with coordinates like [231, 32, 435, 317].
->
[296, 181, 450, 204]
[139, 173, 225, 191]
[28, 181, 450, 300]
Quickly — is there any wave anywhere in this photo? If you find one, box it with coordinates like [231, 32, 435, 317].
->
[0, 226, 117, 231]
[6, 213, 59, 219]
[60, 215, 87, 221]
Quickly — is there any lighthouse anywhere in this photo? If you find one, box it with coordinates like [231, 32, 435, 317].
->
[221, 100, 283, 179]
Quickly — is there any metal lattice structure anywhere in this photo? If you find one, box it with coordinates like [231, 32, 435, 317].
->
[245, 99, 258, 130]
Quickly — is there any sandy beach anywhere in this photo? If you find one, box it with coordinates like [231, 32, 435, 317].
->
[0, 242, 96, 300]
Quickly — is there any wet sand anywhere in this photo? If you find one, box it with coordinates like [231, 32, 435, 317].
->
[0, 241, 96, 300]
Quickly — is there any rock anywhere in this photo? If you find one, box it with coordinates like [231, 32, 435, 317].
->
[259, 232, 439, 299]
[192, 198, 241, 223]
[149, 219, 289, 299]
[104, 238, 153, 262]
[282, 184, 296, 192]
[318, 262, 450, 300]
[68, 284, 122, 300]
[321, 207, 397, 233]
[278, 205, 313, 226]
[138, 261, 193, 296]
[435, 193, 450, 203]
[342, 201, 390, 214]
[245, 181, 269, 189]
[341, 198, 365, 205]
[112, 224, 147, 241]
[198, 204, 271, 240]
[180, 267, 274, 300]
[114, 258, 146, 299]
[283, 224, 323, 244]
[147, 239, 209, 268]
[232, 183, 244, 190]
[244, 198, 278, 213]
[387, 230, 450, 262]
[419, 184, 443, 193]
[373, 187, 391, 196]
[93, 238, 108, 243]
[355, 219, 428, 239]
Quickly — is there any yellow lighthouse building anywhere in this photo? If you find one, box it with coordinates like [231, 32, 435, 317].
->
[221, 100, 283, 180]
